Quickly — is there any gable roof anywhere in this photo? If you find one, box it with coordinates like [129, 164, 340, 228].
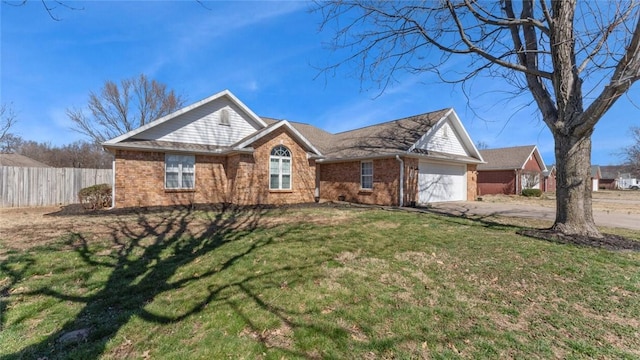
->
[0, 153, 50, 167]
[591, 165, 602, 179]
[102, 90, 483, 164]
[233, 120, 322, 156]
[103, 89, 267, 146]
[262, 117, 334, 154]
[265, 109, 484, 163]
[326, 110, 448, 158]
[478, 145, 546, 171]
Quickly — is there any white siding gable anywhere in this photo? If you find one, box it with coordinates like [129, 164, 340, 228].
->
[135, 97, 262, 146]
[413, 119, 469, 156]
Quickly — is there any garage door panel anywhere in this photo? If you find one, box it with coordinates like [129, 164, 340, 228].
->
[418, 161, 466, 203]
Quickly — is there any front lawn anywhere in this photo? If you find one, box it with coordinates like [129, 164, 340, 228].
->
[1, 206, 639, 359]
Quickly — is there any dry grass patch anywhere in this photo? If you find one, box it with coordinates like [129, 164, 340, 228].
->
[1, 205, 639, 359]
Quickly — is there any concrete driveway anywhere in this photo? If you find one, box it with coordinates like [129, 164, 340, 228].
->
[428, 201, 640, 231]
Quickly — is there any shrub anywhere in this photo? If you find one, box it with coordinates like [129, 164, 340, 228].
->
[79, 183, 112, 209]
[522, 188, 543, 197]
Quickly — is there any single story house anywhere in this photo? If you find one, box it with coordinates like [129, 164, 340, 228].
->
[599, 165, 640, 190]
[102, 90, 485, 208]
[542, 165, 556, 192]
[477, 145, 546, 195]
[599, 166, 621, 189]
[0, 153, 50, 167]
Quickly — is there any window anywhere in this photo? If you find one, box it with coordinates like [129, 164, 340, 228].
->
[361, 161, 373, 190]
[165, 154, 195, 189]
[270, 145, 291, 190]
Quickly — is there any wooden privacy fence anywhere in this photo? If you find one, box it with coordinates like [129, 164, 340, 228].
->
[0, 166, 113, 207]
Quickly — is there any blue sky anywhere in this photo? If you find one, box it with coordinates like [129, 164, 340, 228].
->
[2, 1, 638, 166]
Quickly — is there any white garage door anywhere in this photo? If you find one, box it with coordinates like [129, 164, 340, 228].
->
[418, 161, 467, 203]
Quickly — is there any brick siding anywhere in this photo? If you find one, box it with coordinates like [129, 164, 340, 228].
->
[113, 127, 316, 208]
[466, 164, 478, 200]
[319, 157, 400, 206]
[477, 170, 516, 195]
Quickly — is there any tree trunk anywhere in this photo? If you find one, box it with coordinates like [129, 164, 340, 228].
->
[552, 132, 601, 237]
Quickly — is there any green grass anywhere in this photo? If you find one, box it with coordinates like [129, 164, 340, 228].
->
[1, 206, 639, 359]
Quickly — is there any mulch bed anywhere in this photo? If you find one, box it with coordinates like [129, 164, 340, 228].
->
[518, 229, 640, 252]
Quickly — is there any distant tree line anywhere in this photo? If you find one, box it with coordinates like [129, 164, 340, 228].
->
[2, 136, 113, 169]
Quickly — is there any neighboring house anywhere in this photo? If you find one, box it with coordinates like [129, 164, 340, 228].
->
[599, 165, 621, 189]
[542, 165, 556, 192]
[0, 153, 50, 167]
[102, 89, 485, 208]
[599, 165, 640, 190]
[477, 145, 547, 195]
[591, 165, 602, 192]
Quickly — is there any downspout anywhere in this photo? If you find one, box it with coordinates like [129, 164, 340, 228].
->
[395, 155, 404, 207]
[111, 158, 116, 209]
[515, 169, 519, 195]
[315, 161, 320, 202]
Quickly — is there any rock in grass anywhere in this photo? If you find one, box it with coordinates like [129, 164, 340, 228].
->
[58, 328, 90, 345]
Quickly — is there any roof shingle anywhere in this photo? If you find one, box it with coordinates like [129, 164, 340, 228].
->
[0, 153, 50, 167]
[478, 145, 538, 171]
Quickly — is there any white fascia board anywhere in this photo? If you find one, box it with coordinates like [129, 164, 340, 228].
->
[317, 153, 406, 164]
[404, 152, 486, 164]
[445, 109, 485, 163]
[318, 152, 484, 165]
[407, 108, 485, 163]
[406, 110, 451, 153]
[524, 146, 547, 172]
[102, 89, 267, 145]
[102, 142, 254, 156]
[233, 120, 323, 156]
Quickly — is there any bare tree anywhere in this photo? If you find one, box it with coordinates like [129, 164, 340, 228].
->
[476, 141, 489, 150]
[623, 126, 640, 174]
[2, 0, 83, 20]
[0, 103, 18, 152]
[521, 170, 541, 190]
[316, 1, 640, 237]
[67, 74, 186, 144]
[16, 139, 113, 168]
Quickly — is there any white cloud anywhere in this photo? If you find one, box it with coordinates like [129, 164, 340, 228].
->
[171, 2, 308, 59]
[245, 80, 259, 92]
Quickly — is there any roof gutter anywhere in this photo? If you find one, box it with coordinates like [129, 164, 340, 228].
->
[395, 155, 404, 207]
[317, 151, 485, 165]
[102, 143, 254, 156]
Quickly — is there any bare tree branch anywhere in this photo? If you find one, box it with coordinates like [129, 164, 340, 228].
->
[314, 0, 640, 237]
[0, 103, 18, 148]
[3, 0, 83, 20]
[67, 74, 186, 144]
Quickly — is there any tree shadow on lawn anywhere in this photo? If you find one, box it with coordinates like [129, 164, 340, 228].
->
[2, 203, 443, 359]
[1, 205, 302, 359]
[423, 205, 640, 252]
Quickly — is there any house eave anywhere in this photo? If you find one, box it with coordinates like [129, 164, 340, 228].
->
[317, 151, 484, 165]
[233, 120, 323, 156]
[404, 153, 486, 165]
[102, 143, 254, 156]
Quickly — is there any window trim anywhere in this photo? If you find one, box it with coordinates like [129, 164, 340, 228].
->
[165, 154, 196, 190]
[269, 145, 292, 190]
[361, 161, 373, 190]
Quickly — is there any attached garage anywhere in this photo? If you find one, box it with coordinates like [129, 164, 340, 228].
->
[418, 160, 467, 203]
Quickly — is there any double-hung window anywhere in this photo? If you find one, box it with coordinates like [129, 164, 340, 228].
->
[270, 145, 291, 190]
[165, 154, 195, 189]
[361, 161, 373, 190]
